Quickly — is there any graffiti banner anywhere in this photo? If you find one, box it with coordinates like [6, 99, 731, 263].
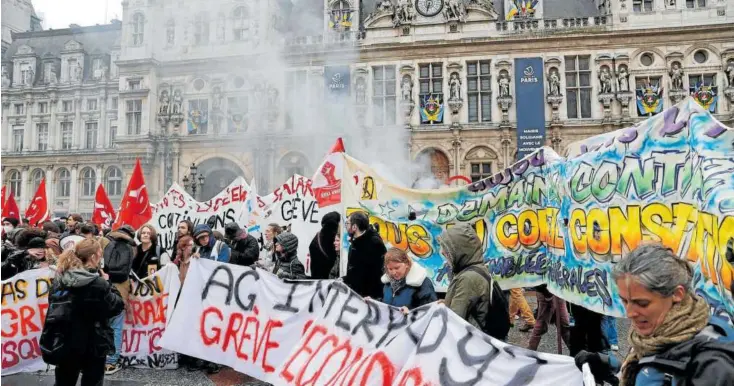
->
[120, 264, 181, 369]
[161, 258, 584, 385]
[1, 268, 53, 375]
[341, 98, 734, 319]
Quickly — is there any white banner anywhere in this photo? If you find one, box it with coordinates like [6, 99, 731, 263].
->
[162, 259, 585, 385]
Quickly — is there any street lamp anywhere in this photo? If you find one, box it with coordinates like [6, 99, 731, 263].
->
[182, 162, 205, 199]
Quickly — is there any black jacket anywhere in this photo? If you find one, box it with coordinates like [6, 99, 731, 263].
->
[132, 242, 161, 279]
[226, 231, 259, 267]
[308, 231, 338, 280]
[48, 268, 124, 358]
[1, 248, 30, 280]
[345, 227, 387, 299]
[102, 230, 136, 283]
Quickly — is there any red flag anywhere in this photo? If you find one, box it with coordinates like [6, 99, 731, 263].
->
[2, 194, 20, 221]
[92, 184, 116, 228]
[25, 179, 49, 226]
[112, 159, 152, 230]
[312, 138, 345, 208]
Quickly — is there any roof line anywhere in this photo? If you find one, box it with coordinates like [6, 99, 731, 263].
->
[11, 23, 121, 40]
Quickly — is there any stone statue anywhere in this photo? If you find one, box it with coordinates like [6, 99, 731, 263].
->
[444, 0, 466, 21]
[355, 79, 366, 104]
[159, 90, 170, 114]
[393, 0, 413, 26]
[377, 0, 394, 13]
[498, 73, 510, 97]
[548, 70, 560, 96]
[267, 86, 279, 108]
[449, 73, 461, 100]
[617, 66, 629, 92]
[25, 68, 35, 86]
[726, 61, 734, 88]
[1, 67, 10, 88]
[74, 62, 83, 82]
[469, 0, 497, 13]
[172, 90, 183, 114]
[212, 86, 223, 111]
[100, 64, 108, 80]
[599, 67, 612, 93]
[401, 76, 412, 101]
[669, 63, 684, 91]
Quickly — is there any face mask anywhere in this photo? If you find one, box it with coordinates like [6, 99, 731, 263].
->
[3, 225, 13, 234]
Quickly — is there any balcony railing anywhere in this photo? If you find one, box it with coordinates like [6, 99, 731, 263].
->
[495, 16, 610, 34]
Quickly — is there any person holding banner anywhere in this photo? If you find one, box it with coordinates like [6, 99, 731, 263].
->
[223, 222, 259, 267]
[192, 224, 230, 262]
[132, 224, 162, 279]
[273, 231, 307, 280]
[169, 220, 194, 266]
[40, 238, 124, 386]
[379, 247, 437, 311]
[576, 244, 734, 385]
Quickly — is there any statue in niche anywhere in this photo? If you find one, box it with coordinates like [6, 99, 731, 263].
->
[355, 78, 366, 104]
[212, 86, 223, 111]
[25, 68, 35, 86]
[669, 63, 684, 91]
[498, 73, 510, 97]
[401, 76, 412, 101]
[172, 89, 183, 114]
[444, 0, 466, 21]
[599, 67, 613, 93]
[449, 73, 461, 100]
[394, 0, 414, 26]
[725, 61, 734, 87]
[547, 69, 560, 96]
[74, 62, 83, 82]
[159, 90, 170, 114]
[617, 66, 629, 92]
[267, 86, 278, 109]
[2, 67, 10, 87]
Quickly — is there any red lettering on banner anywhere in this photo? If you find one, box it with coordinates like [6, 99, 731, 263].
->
[397, 367, 429, 386]
[281, 322, 326, 382]
[2, 304, 45, 338]
[127, 295, 168, 326]
[199, 306, 283, 373]
[121, 327, 165, 354]
[194, 185, 247, 213]
[1, 337, 41, 369]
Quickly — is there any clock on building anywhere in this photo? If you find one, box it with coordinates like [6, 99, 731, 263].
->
[415, 0, 443, 17]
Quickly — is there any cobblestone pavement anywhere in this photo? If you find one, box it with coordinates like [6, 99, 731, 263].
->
[3, 292, 630, 385]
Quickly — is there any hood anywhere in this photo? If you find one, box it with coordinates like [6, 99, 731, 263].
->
[381, 262, 427, 287]
[275, 232, 299, 258]
[107, 230, 135, 245]
[438, 222, 484, 273]
[193, 224, 212, 240]
[224, 223, 245, 240]
[321, 211, 341, 230]
[59, 268, 99, 288]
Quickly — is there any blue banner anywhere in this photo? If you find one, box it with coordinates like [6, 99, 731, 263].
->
[324, 66, 350, 101]
[514, 58, 546, 160]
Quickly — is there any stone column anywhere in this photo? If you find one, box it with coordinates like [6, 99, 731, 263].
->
[23, 99, 33, 151]
[20, 166, 30, 211]
[74, 96, 82, 149]
[46, 165, 54, 208]
[95, 164, 103, 188]
[69, 164, 79, 212]
[1, 102, 9, 151]
[98, 94, 107, 148]
[48, 97, 58, 150]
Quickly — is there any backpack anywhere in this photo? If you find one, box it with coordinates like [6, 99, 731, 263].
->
[465, 265, 511, 341]
[103, 239, 132, 283]
[39, 287, 74, 365]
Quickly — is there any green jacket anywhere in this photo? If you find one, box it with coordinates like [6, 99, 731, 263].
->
[439, 222, 489, 330]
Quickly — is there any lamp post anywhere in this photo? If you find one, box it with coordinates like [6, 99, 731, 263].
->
[182, 162, 205, 200]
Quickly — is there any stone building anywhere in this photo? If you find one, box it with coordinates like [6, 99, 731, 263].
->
[2, 0, 734, 216]
[1, 0, 42, 56]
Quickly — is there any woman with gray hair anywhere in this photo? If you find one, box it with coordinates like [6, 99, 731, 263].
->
[575, 243, 734, 385]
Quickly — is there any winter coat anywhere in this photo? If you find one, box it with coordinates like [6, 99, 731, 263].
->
[606, 316, 734, 386]
[308, 212, 340, 280]
[102, 230, 137, 284]
[1, 248, 30, 280]
[381, 263, 437, 310]
[226, 231, 259, 266]
[49, 268, 125, 358]
[132, 242, 162, 279]
[193, 224, 231, 263]
[345, 227, 387, 299]
[439, 222, 490, 330]
[274, 232, 306, 280]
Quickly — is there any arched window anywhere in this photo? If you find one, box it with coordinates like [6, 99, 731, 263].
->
[166, 19, 175, 45]
[7, 170, 21, 197]
[105, 167, 123, 197]
[194, 12, 209, 45]
[132, 13, 145, 45]
[56, 168, 70, 198]
[30, 169, 45, 193]
[80, 167, 96, 197]
[329, 0, 352, 31]
[232, 6, 249, 41]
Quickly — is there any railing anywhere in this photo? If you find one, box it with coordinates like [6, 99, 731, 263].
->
[495, 16, 610, 34]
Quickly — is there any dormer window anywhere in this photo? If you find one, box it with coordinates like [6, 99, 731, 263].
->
[132, 13, 145, 45]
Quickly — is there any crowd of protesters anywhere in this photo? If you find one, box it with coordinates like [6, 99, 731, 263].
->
[3, 211, 733, 386]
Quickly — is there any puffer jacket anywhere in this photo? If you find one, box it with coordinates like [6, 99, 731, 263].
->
[381, 263, 437, 310]
[47, 268, 124, 358]
[439, 222, 489, 330]
[274, 232, 306, 280]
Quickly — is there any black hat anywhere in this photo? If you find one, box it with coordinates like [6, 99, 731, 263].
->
[224, 222, 240, 238]
[27, 237, 46, 249]
[119, 225, 136, 239]
[2, 217, 19, 227]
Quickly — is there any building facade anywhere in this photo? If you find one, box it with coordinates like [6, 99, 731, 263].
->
[1, 0, 42, 55]
[2, 0, 734, 217]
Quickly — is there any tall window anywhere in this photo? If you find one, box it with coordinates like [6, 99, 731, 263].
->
[80, 168, 96, 197]
[686, 0, 706, 8]
[132, 13, 145, 45]
[14, 103, 24, 115]
[126, 99, 142, 135]
[85, 122, 98, 149]
[632, 0, 653, 12]
[56, 168, 71, 198]
[105, 167, 123, 196]
[20, 64, 31, 85]
[470, 162, 493, 182]
[467, 60, 491, 123]
[61, 122, 73, 149]
[227, 96, 248, 133]
[372, 65, 396, 126]
[38, 102, 48, 114]
[688, 73, 717, 112]
[67, 58, 77, 81]
[87, 99, 97, 111]
[31, 169, 45, 193]
[166, 19, 175, 45]
[128, 80, 141, 90]
[194, 12, 210, 45]
[110, 97, 118, 110]
[233, 7, 249, 40]
[419, 63, 444, 125]
[188, 99, 209, 134]
[12, 125, 24, 152]
[43, 63, 54, 83]
[109, 123, 117, 147]
[565, 55, 592, 119]
[635, 76, 662, 116]
[37, 123, 48, 151]
[8, 170, 21, 197]
[62, 100, 73, 112]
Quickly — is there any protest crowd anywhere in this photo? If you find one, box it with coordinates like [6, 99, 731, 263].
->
[3, 127, 734, 386]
